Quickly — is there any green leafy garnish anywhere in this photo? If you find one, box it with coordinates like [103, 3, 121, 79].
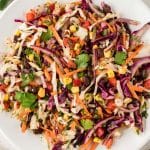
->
[141, 110, 148, 119]
[25, 48, 41, 67]
[15, 92, 37, 108]
[75, 53, 90, 68]
[140, 101, 148, 119]
[43, 20, 51, 26]
[80, 119, 94, 130]
[102, 29, 108, 36]
[114, 52, 127, 65]
[41, 29, 53, 42]
[78, 72, 84, 78]
[21, 72, 35, 86]
[66, 83, 72, 91]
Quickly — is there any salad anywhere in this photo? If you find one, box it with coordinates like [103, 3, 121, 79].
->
[0, 0, 150, 149]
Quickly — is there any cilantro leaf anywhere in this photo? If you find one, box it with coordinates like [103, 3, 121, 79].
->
[114, 52, 127, 65]
[15, 92, 37, 108]
[80, 119, 94, 130]
[41, 29, 53, 42]
[21, 72, 35, 86]
[75, 53, 90, 68]
[141, 110, 148, 119]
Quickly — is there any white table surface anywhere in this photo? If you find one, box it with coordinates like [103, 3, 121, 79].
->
[0, 0, 149, 150]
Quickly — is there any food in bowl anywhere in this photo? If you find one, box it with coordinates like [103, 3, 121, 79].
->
[0, 0, 150, 149]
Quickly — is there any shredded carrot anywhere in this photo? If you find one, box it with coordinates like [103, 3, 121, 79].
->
[35, 39, 41, 46]
[44, 67, 51, 82]
[21, 122, 27, 133]
[122, 32, 127, 48]
[44, 131, 53, 145]
[97, 107, 103, 119]
[64, 68, 69, 73]
[125, 44, 144, 64]
[32, 44, 40, 55]
[70, 121, 77, 131]
[29, 81, 39, 87]
[64, 68, 85, 77]
[80, 138, 93, 150]
[71, 1, 81, 5]
[49, 25, 63, 46]
[67, 60, 76, 68]
[89, 12, 97, 22]
[76, 93, 92, 118]
[75, 49, 81, 55]
[51, 91, 57, 96]
[105, 21, 114, 33]
[41, 127, 57, 139]
[26, 10, 36, 22]
[103, 138, 113, 149]
[18, 109, 31, 119]
[69, 36, 79, 42]
[95, 69, 101, 76]
[132, 85, 145, 92]
[90, 142, 99, 150]
[58, 123, 64, 132]
[43, 55, 64, 77]
[0, 84, 7, 90]
[127, 82, 139, 100]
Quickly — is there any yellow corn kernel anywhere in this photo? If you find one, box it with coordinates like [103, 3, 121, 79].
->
[74, 43, 81, 51]
[71, 86, 79, 94]
[28, 54, 34, 62]
[38, 88, 45, 98]
[93, 137, 102, 143]
[93, 44, 98, 50]
[124, 98, 132, 106]
[63, 114, 69, 121]
[107, 70, 115, 78]
[70, 25, 77, 33]
[104, 50, 112, 58]
[4, 94, 9, 101]
[63, 77, 72, 85]
[94, 94, 101, 101]
[118, 66, 127, 74]
[15, 30, 21, 36]
[89, 31, 95, 40]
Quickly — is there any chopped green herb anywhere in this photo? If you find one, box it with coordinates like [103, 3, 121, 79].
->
[66, 83, 72, 91]
[78, 72, 84, 78]
[41, 29, 53, 42]
[80, 119, 94, 130]
[141, 110, 148, 119]
[43, 20, 51, 26]
[25, 48, 42, 67]
[140, 101, 148, 119]
[102, 29, 108, 36]
[21, 72, 35, 86]
[114, 51, 127, 65]
[15, 92, 37, 108]
[75, 53, 90, 69]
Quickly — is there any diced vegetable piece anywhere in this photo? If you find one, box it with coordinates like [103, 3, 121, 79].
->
[15, 92, 37, 108]
[41, 29, 53, 42]
[26, 11, 35, 22]
[96, 127, 104, 138]
[114, 52, 127, 65]
[75, 53, 90, 68]
[80, 119, 94, 130]
[21, 72, 35, 86]
[38, 88, 45, 98]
